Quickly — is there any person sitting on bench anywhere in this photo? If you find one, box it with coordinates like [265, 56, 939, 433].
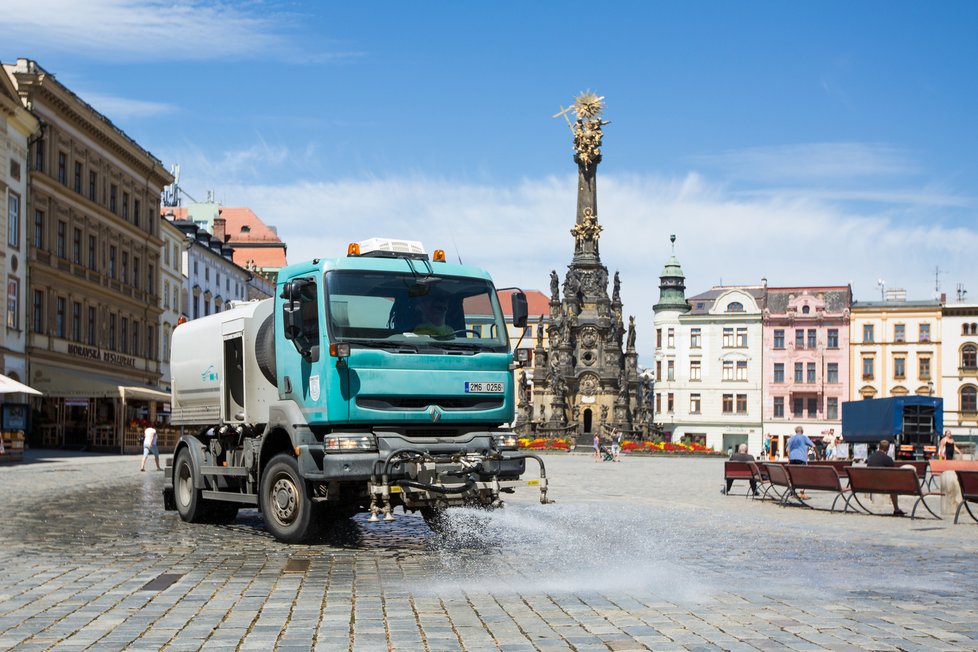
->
[867, 439, 905, 517]
[727, 444, 758, 496]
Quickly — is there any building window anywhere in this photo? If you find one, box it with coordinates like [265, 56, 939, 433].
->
[919, 323, 930, 342]
[110, 184, 118, 213]
[121, 318, 128, 353]
[894, 356, 906, 379]
[108, 314, 116, 350]
[656, 328, 662, 348]
[148, 264, 154, 296]
[193, 295, 199, 319]
[33, 210, 43, 249]
[722, 394, 734, 414]
[57, 221, 66, 258]
[72, 228, 82, 264]
[773, 329, 784, 349]
[655, 360, 661, 380]
[690, 328, 701, 348]
[802, 305, 811, 314]
[863, 324, 874, 343]
[204, 298, 211, 316]
[827, 397, 839, 420]
[894, 324, 905, 343]
[773, 396, 785, 418]
[55, 297, 65, 338]
[863, 357, 875, 380]
[736, 327, 747, 347]
[34, 137, 44, 172]
[133, 256, 140, 290]
[723, 360, 734, 380]
[57, 152, 66, 184]
[919, 356, 931, 380]
[6, 279, 19, 329]
[122, 192, 129, 220]
[667, 360, 675, 381]
[827, 362, 839, 383]
[792, 397, 804, 418]
[655, 393, 661, 413]
[88, 235, 97, 270]
[773, 363, 784, 383]
[795, 329, 805, 349]
[689, 394, 701, 414]
[32, 290, 43, 333]
[71, 302, 81, 342]
[689, 359, 701, 381]
[87, 307, 96, 346]
[89, 171, 97, 202]
[133, 199, 141, 227]
[736, 360, 747, 380]
[961, 386, 977, 413]
[205, 267, 210, 282]
[736, 394, 747, 414]
[726, 301, 744, 312]
[7, 193, 20, 247]
[807, 398, 818, 417]
[807, 362, 816, 384]
[827, 329, 839, 349]
[667, 393, 674, 413]
[794, 362, 804, 383]
[722, 328, 734, 347]
[807, 329, 816, 349]
[74, 162, 82, 193]
[962, 345, 977, 370]
[132, 322, 139, 356]
[667, 328, 675, 348]
[148, 325, 155, 360]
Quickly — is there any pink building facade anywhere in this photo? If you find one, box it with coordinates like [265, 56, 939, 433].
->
[762, 286, 852, 457]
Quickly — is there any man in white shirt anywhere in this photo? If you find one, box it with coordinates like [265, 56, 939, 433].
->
[140, 426, 161, 471]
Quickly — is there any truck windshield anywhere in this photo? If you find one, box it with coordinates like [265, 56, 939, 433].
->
[325, 270, 510, 352]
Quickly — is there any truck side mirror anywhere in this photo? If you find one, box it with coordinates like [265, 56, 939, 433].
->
[281, 277, 320, 361]
[511, 291, 528, 329]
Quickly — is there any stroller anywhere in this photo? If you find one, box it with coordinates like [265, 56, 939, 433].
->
[598, 444, 614, 462]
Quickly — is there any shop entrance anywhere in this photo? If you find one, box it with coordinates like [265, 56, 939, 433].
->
[722, 433, 749, 457]
[63, 399, 91, 449]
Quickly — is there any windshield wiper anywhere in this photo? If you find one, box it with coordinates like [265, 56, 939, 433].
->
[347, 340, 418, 352]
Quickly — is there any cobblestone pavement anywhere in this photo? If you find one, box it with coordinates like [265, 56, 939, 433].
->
[1, 450, 976, 651]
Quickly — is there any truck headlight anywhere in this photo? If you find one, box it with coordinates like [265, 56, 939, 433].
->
[493, 434, 518, 450]
[324, 434, 377, 452]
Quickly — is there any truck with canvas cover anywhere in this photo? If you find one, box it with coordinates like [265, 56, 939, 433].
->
[162, 238, 548, 542]
[841, 396, 943, 460]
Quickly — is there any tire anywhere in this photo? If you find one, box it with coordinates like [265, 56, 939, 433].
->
[260, 454, 316, 543]
[173, 448, 207, 523]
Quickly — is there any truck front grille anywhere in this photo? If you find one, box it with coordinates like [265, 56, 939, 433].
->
[357, 396, 504, 411]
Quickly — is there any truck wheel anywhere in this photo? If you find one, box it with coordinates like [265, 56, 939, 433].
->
[260, 454, 316, 543]
[174, 448, 206, 523]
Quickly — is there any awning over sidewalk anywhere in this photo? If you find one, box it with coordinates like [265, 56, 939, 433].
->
[0, 373, 42, 395]
[30, 363, 166, 401]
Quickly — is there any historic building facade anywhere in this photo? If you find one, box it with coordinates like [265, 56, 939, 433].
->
[519, 93, 648, 442]
[5, 58, 173, 450]
[939, 302, 978, 442]
[655, 282, 766, 454]
[0, 65, 40, 396]
[761, 286, 852, 455]
[158, 218, 185, 393]
[849, 292, 942, 401]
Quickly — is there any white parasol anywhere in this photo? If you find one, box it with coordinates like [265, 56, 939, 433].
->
[0, 373, 43, 395]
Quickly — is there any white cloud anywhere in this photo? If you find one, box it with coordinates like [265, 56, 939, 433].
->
[80, 92, 176, 119]
[2, 0, 359, 62]
[171, 168, 978, 365]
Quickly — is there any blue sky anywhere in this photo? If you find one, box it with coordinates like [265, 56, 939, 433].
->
[5, 1, 978, 362]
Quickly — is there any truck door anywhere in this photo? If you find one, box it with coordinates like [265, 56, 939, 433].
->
[223, 336, 245, 422]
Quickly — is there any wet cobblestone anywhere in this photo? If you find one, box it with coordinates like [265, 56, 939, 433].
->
[1, 450, 976, 650]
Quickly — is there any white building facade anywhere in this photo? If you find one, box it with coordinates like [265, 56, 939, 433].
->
[940, 302, 978, 446]
[158, 218, 185, 392]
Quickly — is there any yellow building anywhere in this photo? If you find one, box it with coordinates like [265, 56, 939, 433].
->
[849, 292, 942, 400]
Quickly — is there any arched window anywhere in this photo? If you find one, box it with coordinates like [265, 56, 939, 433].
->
[964, 324, 970, 336]
[726, 301, 744, 313]
[961, 386, 978, 413]
[963, 344, 977, 370]
[801, 305, 810, 314]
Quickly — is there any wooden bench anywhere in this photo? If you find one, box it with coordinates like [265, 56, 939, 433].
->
[783, 464, 851, 511]
[808, 460, 853, 481]
[762, 462, 792, 503]
[928, 459, 978, 490]
[748, 462, 779, 501]
[723, 461, 755, 496]
[954, 470, 978, 524]
[845, 466, 942, 519]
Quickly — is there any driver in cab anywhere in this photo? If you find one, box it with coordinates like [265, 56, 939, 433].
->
[413, 294, 454, 337]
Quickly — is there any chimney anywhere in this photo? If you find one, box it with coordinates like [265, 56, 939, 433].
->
[213, 217, 227, 243]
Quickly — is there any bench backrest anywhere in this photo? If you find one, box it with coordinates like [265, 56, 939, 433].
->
[784, 464, 843, 491]
[763, 462, 790, 487]
[956, 470, 978, 499]
[930, 459, 978, 474]
[809, 460, 852, 477]
[724, 461, 754, 479]
[748, 461, 768, 483]
[847, 466, 921, 495]
[898, 460, 929, 479]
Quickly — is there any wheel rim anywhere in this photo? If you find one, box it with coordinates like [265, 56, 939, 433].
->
[269, 474, 299, 526]
[176, 460, 193, 508]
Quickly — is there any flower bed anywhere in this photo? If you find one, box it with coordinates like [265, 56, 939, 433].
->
[517, 437, 572, 451]
[516, 437, 723, 455]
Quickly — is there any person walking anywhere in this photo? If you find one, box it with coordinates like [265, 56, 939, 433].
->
[140, 426, 161, 471]
[787, 426, 815, 499]
[938, 430, 962, 460]
[610, 428, 622, 462]
[593, 432, 601, 462]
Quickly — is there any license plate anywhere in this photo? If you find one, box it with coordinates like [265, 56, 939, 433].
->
[465, 381, 503, 393]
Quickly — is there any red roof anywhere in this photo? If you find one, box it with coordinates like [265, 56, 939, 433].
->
[497, 289, 549, 318]
[219, 207, 288, 270]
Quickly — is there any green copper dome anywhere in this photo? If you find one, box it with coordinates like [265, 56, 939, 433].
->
[653, 237, 689, 314]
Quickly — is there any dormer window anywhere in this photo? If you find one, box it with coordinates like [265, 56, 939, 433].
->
[240, 225, 251, 233]
[726, 301, 744, 313]
[801, 305, 810, 314]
